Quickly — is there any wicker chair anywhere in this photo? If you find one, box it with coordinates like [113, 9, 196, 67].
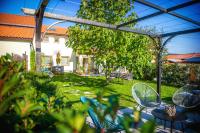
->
[172, 84, 200, 109]
[173, 85, 200, 132]
[132, 83, 161, 109]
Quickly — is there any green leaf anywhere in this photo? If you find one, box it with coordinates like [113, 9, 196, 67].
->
[140, 120, 156, 133]
[73, 113, 85, 131]
[1, 73, 20, 96]
[0, 90, 26, 116]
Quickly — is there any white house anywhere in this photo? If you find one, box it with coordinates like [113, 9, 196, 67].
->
[0, 13, 75, 72]
[39, 26, 75, 72]
[0, 13, 34, 70]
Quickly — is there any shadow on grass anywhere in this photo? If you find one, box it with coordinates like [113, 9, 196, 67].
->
[105, 87, 132, 98]
[25, 73, 57, 97]
[102, 87, 135, 108]
[52, 73, 108, 88]
[109, 79, 125, 85]
[120, 95, 134, 103]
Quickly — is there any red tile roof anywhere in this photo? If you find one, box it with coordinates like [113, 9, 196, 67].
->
[0, 13, 35, 26]
[166, 53, 200, 60]
[0, 13, 35, 40]
[42, 25, 68, 36]
[0, 13, 67, 40]
[0, 25, 34, 40]
[166, 53, 200, 63]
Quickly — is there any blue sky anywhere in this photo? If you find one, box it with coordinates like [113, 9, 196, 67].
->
[0, 0, 199, 54]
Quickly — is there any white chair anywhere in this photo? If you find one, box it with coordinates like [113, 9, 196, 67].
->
[132, 83, 161, 109]
[172, 84, 200, 109]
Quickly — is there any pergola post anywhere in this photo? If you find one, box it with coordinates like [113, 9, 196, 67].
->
[156, 36, 176, 102]
[156, 37, 162, 102]
[35, 0, 49, 72]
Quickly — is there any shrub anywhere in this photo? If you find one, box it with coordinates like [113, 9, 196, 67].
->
[0, 54, 25, 102]
[131, 64, 156, 81]
[30, 50, 36, 71]
[162, 63, 190, 87]
[0, 54, 156, 132]
[143, 64, 156, 80]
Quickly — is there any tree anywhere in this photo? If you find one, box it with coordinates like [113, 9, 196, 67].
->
[67, 0, 154, 79]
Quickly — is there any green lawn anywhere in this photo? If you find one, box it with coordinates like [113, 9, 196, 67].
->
[29, 73, 177, 110]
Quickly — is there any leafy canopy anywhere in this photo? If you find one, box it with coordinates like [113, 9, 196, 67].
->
[67, 0, 154, 79]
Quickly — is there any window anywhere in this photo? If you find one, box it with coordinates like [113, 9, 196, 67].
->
[55, 37, 59, 43]
[61, 56, 70, 66]
[43, 37, 49, 42]
[42, 55, 52, 67]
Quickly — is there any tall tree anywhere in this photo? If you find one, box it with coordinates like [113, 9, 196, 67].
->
[67, 0, 154, 79]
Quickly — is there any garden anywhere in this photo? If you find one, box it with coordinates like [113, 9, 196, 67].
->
[1, 0, 200, 132]
[1, 53, 194, 133]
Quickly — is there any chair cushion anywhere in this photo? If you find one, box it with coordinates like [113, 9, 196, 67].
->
[185, 112, 200, 123]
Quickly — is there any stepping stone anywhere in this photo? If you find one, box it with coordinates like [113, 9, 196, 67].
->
[64, 77, 69, 80]
[102, 98, 108, 101]
[63, 84, 70, 87]
[84, 91, 92, 94]
[80, 81, 86, 85]
[64, 90, 80, 93]
[74, 83, 81, 86]
[74, 81, 87, 86]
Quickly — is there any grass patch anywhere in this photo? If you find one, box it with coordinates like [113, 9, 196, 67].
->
[28, 73, 177, 109]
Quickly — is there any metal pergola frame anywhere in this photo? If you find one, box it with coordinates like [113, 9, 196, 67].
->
[117, 0, 200, 28]
[22, 0, 200, 100]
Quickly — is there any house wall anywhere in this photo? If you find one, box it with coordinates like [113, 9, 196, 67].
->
[41, 36, 74, 72]
[0, 37, 75, 72]
[0, 40, 31, 70]
[75, 55, 98, 74]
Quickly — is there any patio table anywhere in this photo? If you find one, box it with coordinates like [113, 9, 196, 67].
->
[151, 108, 186, 133]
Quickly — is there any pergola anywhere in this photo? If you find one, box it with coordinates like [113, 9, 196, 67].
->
[22, 0, 200, 99]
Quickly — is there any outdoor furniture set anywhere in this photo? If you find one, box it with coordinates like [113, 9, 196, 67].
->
[80, 96, 125, 132]
[133, 83, 200, 133]
[110, 72, 132, 80]
[80, 83, 200, 132]
[151, 107, 186, 133]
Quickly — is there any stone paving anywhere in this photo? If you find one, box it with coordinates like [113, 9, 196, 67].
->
[86, 107, 185, 133]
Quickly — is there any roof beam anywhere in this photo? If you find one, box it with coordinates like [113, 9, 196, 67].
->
[136, 0, 166, 11]
[136, 0, 200, 26]
[167, 12, 200, 26]
[167, 0, 199, 11]
[117, 0, 200, 28]
[161, 28, 200, 37]
[22, 8, 157, 37]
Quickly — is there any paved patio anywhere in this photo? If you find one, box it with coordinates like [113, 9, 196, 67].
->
[86, 107, 187, 133]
